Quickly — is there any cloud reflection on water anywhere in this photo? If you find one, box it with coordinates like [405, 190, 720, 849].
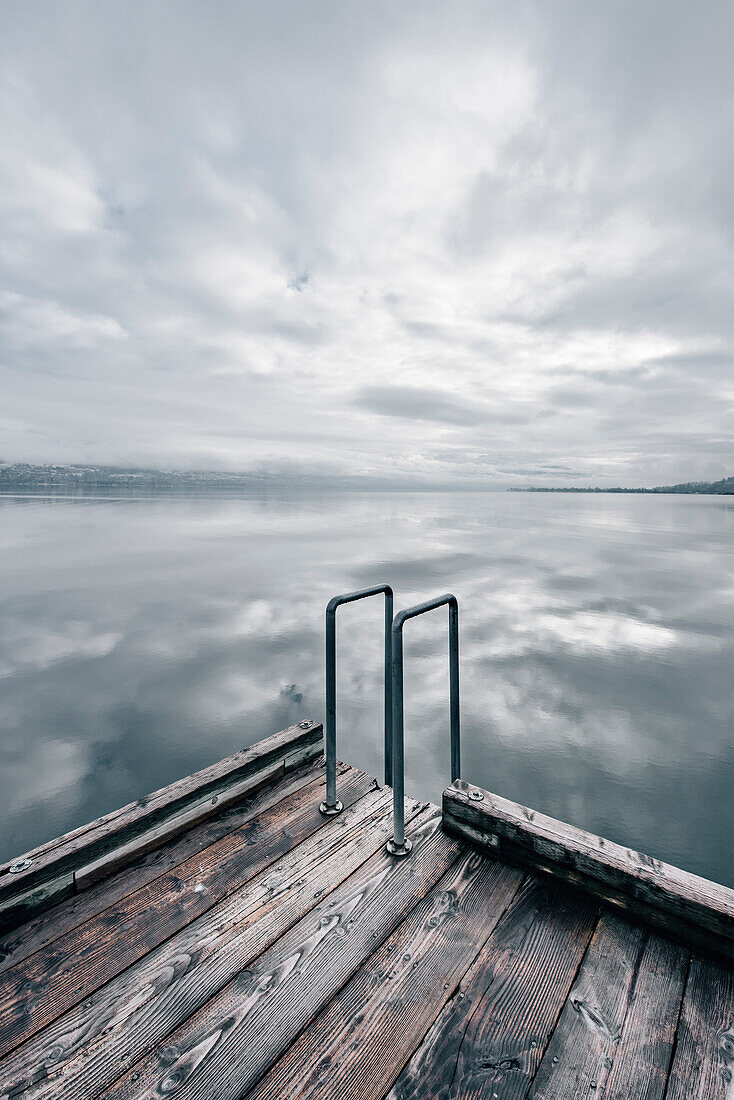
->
[0, 490, 731, 887]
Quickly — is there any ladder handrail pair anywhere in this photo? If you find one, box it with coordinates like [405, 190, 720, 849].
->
[322, 585, 460, 857]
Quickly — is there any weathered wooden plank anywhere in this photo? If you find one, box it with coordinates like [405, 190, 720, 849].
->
[245, 852, 523, 1100]
[72, 736, 330, 891]
[0, 720, 323, 909]
[0, 874, 76, 943]
[0, 787, 424, 1100]
[1, 724, 321, 888]
[527, 915, 643, 1097]
[0, 754, 338, 975]
[528, 914, 686, 1098]
[0, 760, 288, 933]
[101, 805, 462, 1100]
[0, 758, 371, 1058]
[1, 722, 320, 874]
[387, 876, 598, 1100]
[602, 934, 689, 1099]
[665, 955, 734, 1100]
[444, 780, 734, 962]
[73, 761, 285, 890]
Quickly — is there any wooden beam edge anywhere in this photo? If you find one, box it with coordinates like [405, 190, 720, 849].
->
[443, 780, 734, 964]
[0, 721, 323, 909]
[72, 760, 285, 891]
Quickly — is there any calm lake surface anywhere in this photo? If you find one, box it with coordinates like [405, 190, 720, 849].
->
[1, 491, 732, 886]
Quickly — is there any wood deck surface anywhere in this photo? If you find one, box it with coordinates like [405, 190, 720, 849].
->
[0, 728, 732, 1099]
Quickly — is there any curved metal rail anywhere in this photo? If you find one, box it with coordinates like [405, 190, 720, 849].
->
[321, 584, 394, 815]
[387, 593, 460, 857]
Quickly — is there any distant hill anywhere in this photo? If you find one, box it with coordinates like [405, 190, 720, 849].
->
[654, 476, 734, 494]
[0, 463, 271, 492]
[510, 476, 734, 494]
[0, 462, 432, 493]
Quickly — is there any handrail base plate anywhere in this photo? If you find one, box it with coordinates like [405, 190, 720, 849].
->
[319, 800, 343, 817]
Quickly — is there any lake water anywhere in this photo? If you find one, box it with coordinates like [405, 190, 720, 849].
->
[0, 491, 732, 887]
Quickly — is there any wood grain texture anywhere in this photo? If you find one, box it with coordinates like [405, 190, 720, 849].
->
[0, 759, 372, 1059]
[101, 805, 462, 1100]
[0, 720, 322, 909]
[528, 914, 686, 1099]
[0, 754, 337, 975]
[245, 851, 523, 1100]
[387, 876, 598, 1100]
[0, 874, 76, 942]
[0, 721, 323, 937]
[0, 730, 726, 1100]
[444, 780, 734, 962]
[528, 915, 643, 1098]
[0, 786, 420, 1100]
[665, 955, 734, 1100]
[602, 932, 688, 1099]
[73, 761, 286, 890]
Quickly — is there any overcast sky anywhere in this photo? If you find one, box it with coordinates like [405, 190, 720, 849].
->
[1, 1, 732, 486]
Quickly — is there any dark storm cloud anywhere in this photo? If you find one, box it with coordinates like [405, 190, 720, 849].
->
[0, 0, 732, 484]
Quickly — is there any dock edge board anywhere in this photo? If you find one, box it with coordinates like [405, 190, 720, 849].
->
[0, 720, 323, 932]
[443, 779, 734, 963]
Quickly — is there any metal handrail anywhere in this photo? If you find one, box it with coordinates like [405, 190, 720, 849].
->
[387, 593, 460, 857]
[321, 584, 394, 816]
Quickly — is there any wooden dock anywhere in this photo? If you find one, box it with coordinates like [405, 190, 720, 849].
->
[0, 720, 732, 1099]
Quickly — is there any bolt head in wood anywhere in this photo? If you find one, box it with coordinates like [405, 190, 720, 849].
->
[469, 789, 484, 801]
[9, 857, 32, 873]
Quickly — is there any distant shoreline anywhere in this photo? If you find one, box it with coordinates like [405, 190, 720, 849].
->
[0, 464, 732, 495]
[509, 478, 734, 495]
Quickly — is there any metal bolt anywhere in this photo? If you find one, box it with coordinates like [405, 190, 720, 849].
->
[9, 857, 32, 874]
[298, 720, 311, 729]
[469, 789, 484, 802]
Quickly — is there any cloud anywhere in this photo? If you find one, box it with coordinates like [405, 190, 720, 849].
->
[353, 385, 485, 426]
[0, 1, 732, 485]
